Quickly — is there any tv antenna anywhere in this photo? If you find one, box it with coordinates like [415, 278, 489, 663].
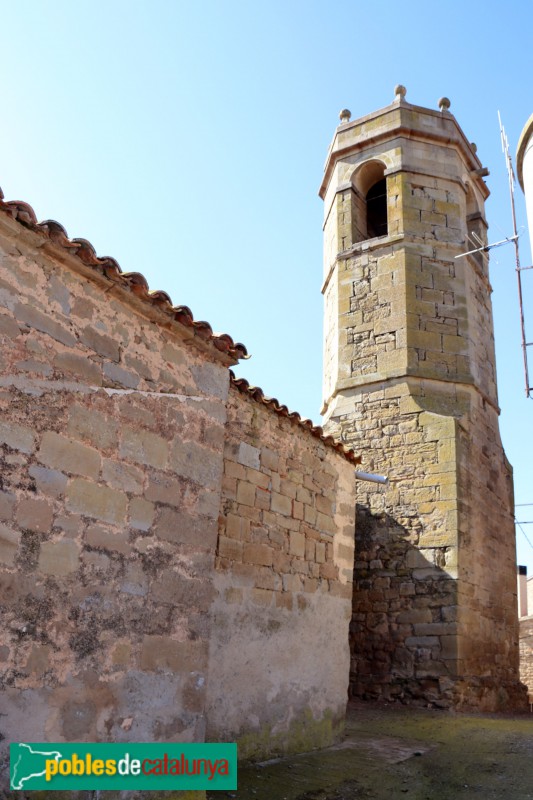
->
[456, 114, 532, 398]
[499, 112, 533, 398]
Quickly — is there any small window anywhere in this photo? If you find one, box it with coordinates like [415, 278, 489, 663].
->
[366, 178, 388, 238]
[351, 160, 388, 243]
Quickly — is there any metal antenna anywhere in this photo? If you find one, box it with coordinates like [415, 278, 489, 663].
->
[499, 111, 532, 398]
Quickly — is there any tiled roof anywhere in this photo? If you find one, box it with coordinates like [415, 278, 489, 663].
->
[0, 188, 248, 363]
[230, 372, 361, 464]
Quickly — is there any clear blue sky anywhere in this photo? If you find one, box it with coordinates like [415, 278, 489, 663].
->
[1, 1, 532, 573]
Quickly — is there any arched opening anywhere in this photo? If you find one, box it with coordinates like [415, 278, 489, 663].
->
[351, 160, 389, 242]
[366, 178, 388, 238]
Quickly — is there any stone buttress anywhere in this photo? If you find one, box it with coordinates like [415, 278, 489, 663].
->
[320, 87, 527, 710]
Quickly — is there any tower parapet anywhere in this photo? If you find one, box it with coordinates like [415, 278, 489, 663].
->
[321, 88, 527, 710]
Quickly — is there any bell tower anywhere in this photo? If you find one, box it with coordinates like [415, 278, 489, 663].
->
[320, 86, 526, 710]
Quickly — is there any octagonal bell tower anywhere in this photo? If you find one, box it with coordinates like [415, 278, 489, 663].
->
[320, 86, 526, 710]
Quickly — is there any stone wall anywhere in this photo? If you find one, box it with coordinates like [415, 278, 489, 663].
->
[0, 205, 357, 792]
[519, 616, 533, 699]
[206, 384, 356, 759]
[0, 214, 232, 794]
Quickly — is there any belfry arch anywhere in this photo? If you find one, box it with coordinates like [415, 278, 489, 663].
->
[351, 159, 388, 241]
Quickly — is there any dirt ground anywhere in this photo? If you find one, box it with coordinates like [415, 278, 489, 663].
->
[215, 700, 533, 800]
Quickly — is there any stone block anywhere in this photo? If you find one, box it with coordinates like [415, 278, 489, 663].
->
[129, 497, 155, 531]
[38, 431, 101, 479]
[191, 362, 228, 400]
[315, 542, 326, 564]
[222, 475, 237, 498]
[111, 642, 132, 666]
[236, 442, 260, 469]
[25, 643, 52, 675]
[103, 361, 140, 389]
[85, 524, 131, 554]
[414, 623, 458, 636]
[53, 513, 84, 538]
[439, 636, 458, 660]
[53, 352, 102, 385]
[170, 440, 220, 490]
[316, 494, 334, 515]
[225, 460, 246, 480]
[320, 562, 338, 580]
[0, 421, 36, 454]
[155, 506, 217, 548]
[0, 524, 20, 565]
[0, 491, 15, 521]
[140, 636, 208, 673]
[280, 479, 297, 499]
[67, 479, 128, 525]
[16, 497, 53, 533]
[236, 480, 256, 507]
[82, 550, 110, 570]
[397, 608, 432, 624]
[14, 301, 77, 347]
[304, 505, 317, 526]
[225, 587, 243, 604]
[292, 557, 309, 575]
[296, 486, 313, 505]
[151, 569, 215, 609]
[251, 588, 274, 606]
[316, 512, 336, 535]
[246, 468, 270, 489]
[276, 592, 293, 610]
[79, 326, 120, 361]
[102, 460, 144, 494]
[243, 543, 273, 567]
[0, 312, 20, 338]
[282, 573, 302, 592]
[38, 539, 80, 575]
[255, 566, 280, 591]
[120, 427, 169, 470]
[145, 473, 183, 506]
[28, 465, 68, 498]
[261, 447, 279, 471]
[16, 358, 53, 376]
[305, 539, 316, 561]
[161, 341, 186, 366]
[405, 636, 439, 648]
[67, 405, 118, 450]
[271, 492, 291, 516]
[225, 513, 249, 541]
[289, 531, 305, 558]
[272, 550, 291, 573]
[218, 536, 243, 561]
[255, 486, 271, 510]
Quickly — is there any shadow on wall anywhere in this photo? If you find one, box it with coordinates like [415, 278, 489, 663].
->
[350, 505, 458, 708]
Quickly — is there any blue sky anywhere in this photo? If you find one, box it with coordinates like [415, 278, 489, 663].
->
[1, 0, 532, 573]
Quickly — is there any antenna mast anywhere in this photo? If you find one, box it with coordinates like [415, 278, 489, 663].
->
[499, 112, 532, 398]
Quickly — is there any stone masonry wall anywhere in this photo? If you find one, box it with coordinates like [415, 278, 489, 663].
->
[206, 385, 356, 760]
[0, 208, 358, 793]
[325, 236, 523, 710]
[519, 616, 533, 699]
[0, 216, 229, 795]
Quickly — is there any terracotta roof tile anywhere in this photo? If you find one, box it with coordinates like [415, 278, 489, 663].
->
[0, 188, 248, 363]
[230, 372, 361, 464]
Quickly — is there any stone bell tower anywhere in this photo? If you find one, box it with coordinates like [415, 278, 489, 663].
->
[320, 86, 526, 710]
